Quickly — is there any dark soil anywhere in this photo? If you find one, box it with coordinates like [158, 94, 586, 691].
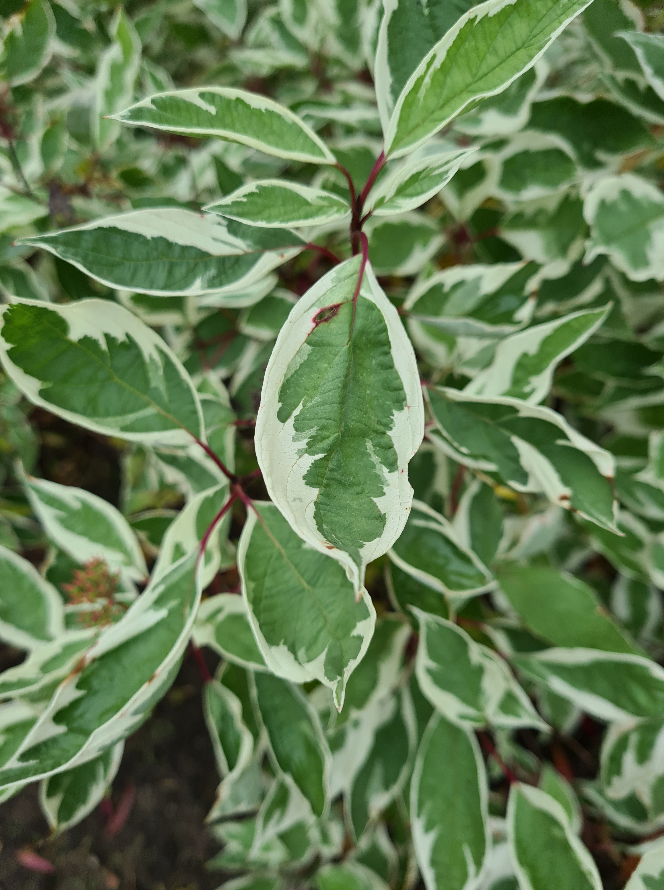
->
[0, 654, 224, 890]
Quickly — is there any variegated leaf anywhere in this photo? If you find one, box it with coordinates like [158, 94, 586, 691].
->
[624, 838, 664, 889]
[255, 257, 424, 592]
[111, 88, 335, 164]
[204, 678, 254, 777]
[0, 552, 201, 791]
[317, 862, 391, 890]
[413, 608, 546, 730]
[0, 545, 64, 649]
[513, 648, 664, 722]
[0, 298, 204, 446]
[3, 0, 55, 87]
[365, 214, 443, 276]
[600, 717, 664, 817]
[389, 500, 494, 599]
[411, 713, 489, 890]
[383, 0, 593, 157]
[508, 784, 602, 890]
[618, 32, 664, 102]
[24, 475, 147, 582]
[584, 174, 664, 282]
[194, 593, 267, 671]
[94, 9, 141, 149]
[539, 764, 582, 834]
[194, 0, 248, 40]
[238, 502, 375, 711]
[0, 628, 97, 701]
[39, 741, 124, 833]
[205, 180, 350, 228]
[19, 210, 303, 296]
[426, 387, 617, 531]
[253, 776, 314, 853]
[251, 672, 330, 818]
[0, 701, 39, 770]
[365, 147, 476, 216]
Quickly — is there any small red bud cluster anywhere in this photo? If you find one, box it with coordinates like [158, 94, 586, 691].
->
[62, 558, 126, 628]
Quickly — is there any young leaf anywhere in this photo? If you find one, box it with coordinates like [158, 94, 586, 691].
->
[584, 174, 664, 282]
[426, 388, 617, 531]
[193, 0, 248, 40]
[413, 608, 546, 730]
[111, 88, 335, 164]
[24, 475, 148, 582]
[463, 307, 610, 404]
[39, 741, 124, 833]
[384, 0, 593, 157]
[389, 500, 495, 599]
[194, 593, 267, 671]
[3, 0, 55, 87]
[513, 648, 664, 722]
[410, 714, 489, 890]
[19, 210, 303, 296]
[365, 148, 476, 216]
[94, 9, 141, 149]
[238, 502, 376, 711]
[508, 784, 602, 890]
[0, 552, 202, 791]
[255, 256, 424, 592]
[497, 565, 642, 656]
[0, 298, 204, 446]
[205, 180, 350, 228]
[624, 837, 664, 889]
[0, 545, 64, 649]
[251, 672, 330, 818]
[204, 678, 254, 778]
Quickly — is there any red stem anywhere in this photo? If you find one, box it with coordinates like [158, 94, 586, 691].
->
[190, 640, 213, 683]
[358, 151, 385, 213]
[198, 490, 238, 567]
[305, 242, 342, 265]
[479, 732, 517, 785]
[192, 436, 236, 482]
[352, 232, 370, 303]
[335, 162, 357, 210]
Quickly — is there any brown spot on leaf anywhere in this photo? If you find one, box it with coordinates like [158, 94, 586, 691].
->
[311, 303, 341, 331]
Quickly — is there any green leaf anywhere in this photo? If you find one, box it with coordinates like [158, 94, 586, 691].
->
[384, 0, 593, 157]
[624, 837, 664, 889]
[619, 32, 664, 102]
[252, 672, 330, 818]
[111, 88, 335, 164]
[0, 545, 64, 649]
[584, 174, 664, 282]
[0, 701, 39, 770]
[256, 257, 424, 592]
[0, 298, 204, 446]
[493, 133, 578, 201]
[0, 630, 97, 701]
[24, 475, 147, 582]
[204, 678, 254, 777]
[513, 648, 664, 722]
[583, 0, 644, 77]
[193, 0, 248, 40]
[413, 608, 546, 730]
[317, 862, 390, 890]
[94, 9, 141, 149]
[365, 214, 443, 276]
[497, 565, 642, 656]
[238, 502, 375, 711]
[540, 765, 582, 834]
[389, 500, 495, 599]
[2, 0, 55, 86]
[410, 714, 489, 890]
[194, 593, 267, 671]
[464, 307, 610, 404]
[508, 784, 602, 890]
[205, 180, 350, 228]
[0, 552, 201, 790]
[426, 387, 617, 531]
[600, 717, 664, 830]
[253, 775, 314, 853]
[19, 209, 303, 296]
[39, 741, 124, 833]
[456, 63, 546, 136]
[365, 148, 476, 216]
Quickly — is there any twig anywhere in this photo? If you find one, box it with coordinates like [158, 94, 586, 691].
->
[304, 242, 342, 265]
[192, 436, 237, 482]
[478, 731, 517, 785]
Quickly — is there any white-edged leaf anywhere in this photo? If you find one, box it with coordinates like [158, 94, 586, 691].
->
[618, 32, 664, 102]
[456, 61, 548, 137]
[413, 608, 546, 730]
[255, 256, 424, 592]
[238, 501, 375, 711]
[389, 500, 495, 599]
[584, 174, 664, 282]
[3, 0, 55, 87]
[24, 475, 147, 582]
[411, 713, 489, 890]
[464, 306, 610, 404]
[253, 775, 314, 853]
[0, 628, 97, 701]
[19, 209, 303, 296]
[111, 88, 335, 165]
[194, 593, 267, 671]
[624, 838, 664, 889]
[251, 671, 330, 818]
[0, 552, 202, 791]
[205, 180, 350, 228]
[0, 297, 204, 446]
[365, 214, 444, 276]
[600, 717, 664, 815]
[513, 648, 664, 723]
[508, 784, 602, 890]
[0, 545, 64, 649]
[365, 148, 476, 216]
[539, 764, 582, 834]
[204, 678, 254, 778]
[39, 741, 124, 833]
[426, 387, 618, 531]
[384, 0, 593, 157]
[0, 701, 39, 770]
[194, 0, 248, 40]
[94, 9, 141, 149]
